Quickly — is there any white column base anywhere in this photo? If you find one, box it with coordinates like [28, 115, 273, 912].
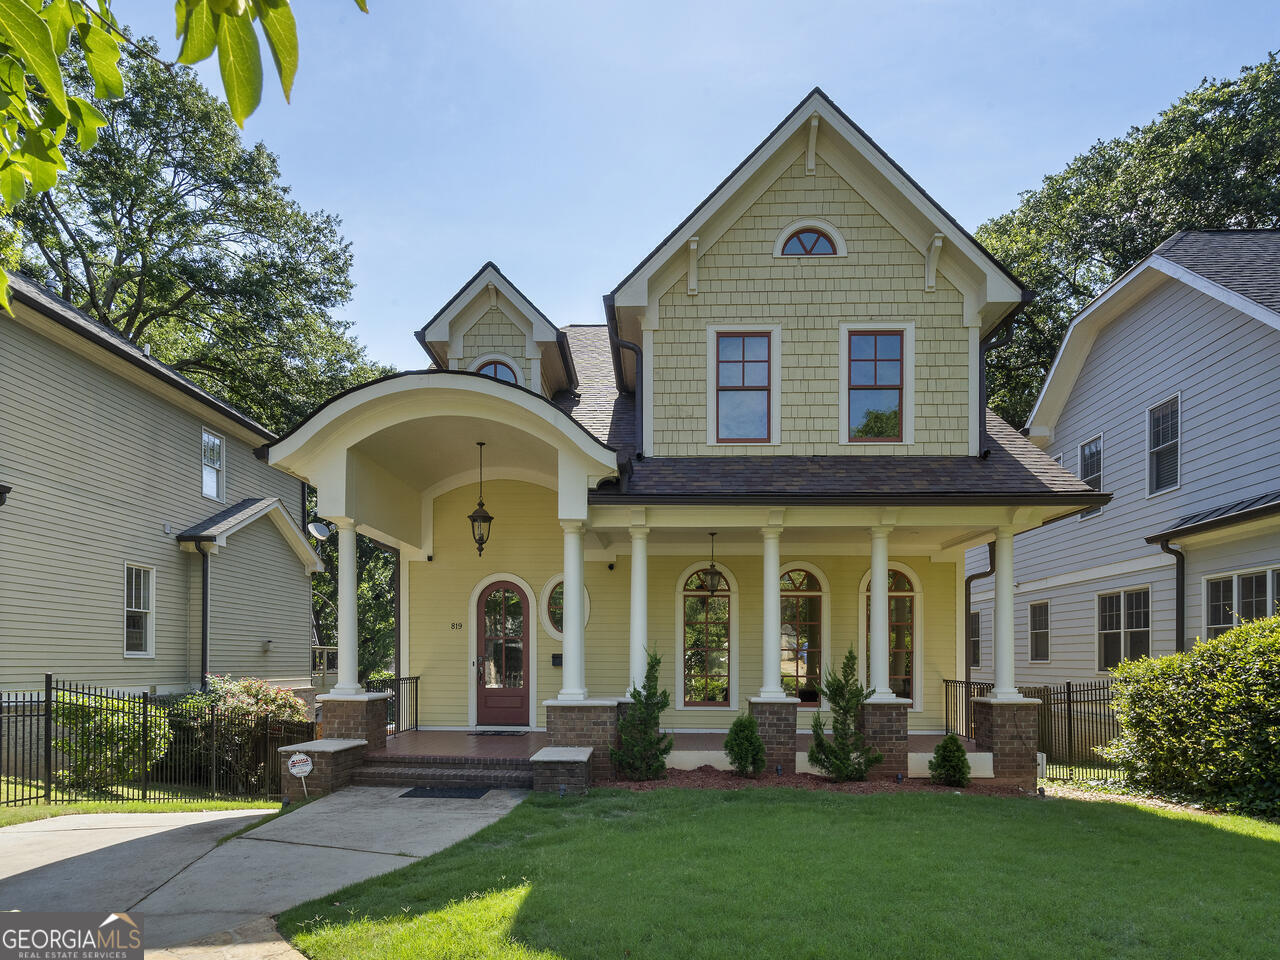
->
[866, 691, 914, 705]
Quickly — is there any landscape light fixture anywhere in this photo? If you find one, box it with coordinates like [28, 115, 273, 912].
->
[469, 441, 494, 556]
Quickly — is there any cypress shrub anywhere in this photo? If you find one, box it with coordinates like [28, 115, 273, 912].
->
[611, 651, 674, 780]
[724, 712, 766, 777]
[808, 648, 883, 781]
[929, 733, 971, 787]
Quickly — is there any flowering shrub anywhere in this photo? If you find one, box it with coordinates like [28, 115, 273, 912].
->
[203, 675, 310, 723]
[53, 694, 173, 792]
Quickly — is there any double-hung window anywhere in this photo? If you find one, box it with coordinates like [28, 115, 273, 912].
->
[848, 331, 903, 441]
[715, 332, 771, 442]
[1148, 395, 1180, 494]
[125, 564, 154, 657]
[1029, 601, 1050, 662]
[201, 428, 224, 501]
[1098, 588, 1149, 670]
[1207, 568, 1279, 637]
[1079, 436, 1102, 518]
[967, 611, 981, 668]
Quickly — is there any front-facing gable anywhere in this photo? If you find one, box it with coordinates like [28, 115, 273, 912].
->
[605, 88, 1026, 459]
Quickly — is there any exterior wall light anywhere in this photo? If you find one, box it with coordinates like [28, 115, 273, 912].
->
[705, 531, 724, 595]
[469, 441, 494, 556]
[0, 483, 10, 507]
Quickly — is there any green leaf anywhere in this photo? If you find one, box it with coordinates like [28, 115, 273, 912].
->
[67, 94, 107, 149]
[75, 22, 123, 100]
[0, 270, 11, 316]
[352, 0, 368, 11]
[0, 0, 67, 119]
[0, 161, 27, 207]
[41, 0, 75, 55]
[216, 11, 262, 127]
[177, 0, 217, 64]
[252, 0, 297, 101]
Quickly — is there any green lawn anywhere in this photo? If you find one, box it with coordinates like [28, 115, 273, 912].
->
[279, 789, 1279, 960]
[0, 778, 279, 829]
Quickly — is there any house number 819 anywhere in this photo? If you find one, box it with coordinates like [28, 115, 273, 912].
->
[450, 622, 464, 631]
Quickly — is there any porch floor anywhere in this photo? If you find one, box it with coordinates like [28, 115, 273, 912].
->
[371, 730, 981, 762]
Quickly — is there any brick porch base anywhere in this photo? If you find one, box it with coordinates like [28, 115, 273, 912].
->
[544, 700, 620, 782]
[860, 700, 909, 777]
[972, 697, 1041, 789]
[748, 698, 800, 775]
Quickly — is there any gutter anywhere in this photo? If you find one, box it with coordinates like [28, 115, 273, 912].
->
[1157, 539, 1186, 653]
[964, 542, 995, 683]
[193, 539, 212, 689]
[603, 293, 644, 459]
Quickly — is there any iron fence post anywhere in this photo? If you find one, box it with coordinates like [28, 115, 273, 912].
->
[1065, 680, 1074, 778]
[43, 673, 52, 803]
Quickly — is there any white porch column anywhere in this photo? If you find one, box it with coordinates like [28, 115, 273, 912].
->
[332, 518, 362, 695]
[628, 526, 649, 692]
[993, 526, 1021, 700]
[867, 526, 894, 702]
[759, 526, 786, 699]
[559, 520, 587, 700]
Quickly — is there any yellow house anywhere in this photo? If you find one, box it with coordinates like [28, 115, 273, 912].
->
[266, 89, 1104, 787]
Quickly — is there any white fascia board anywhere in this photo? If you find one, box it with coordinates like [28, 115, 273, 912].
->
[420, 264, 560, 345]
[201, 499, 324, 574]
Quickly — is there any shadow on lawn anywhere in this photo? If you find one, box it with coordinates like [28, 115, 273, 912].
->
[281, 790, 1280, 960]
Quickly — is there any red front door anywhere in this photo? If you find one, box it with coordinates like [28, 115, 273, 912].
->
[476, 581, 530, 726]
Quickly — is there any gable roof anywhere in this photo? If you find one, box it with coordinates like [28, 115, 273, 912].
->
[552, 325, 636, 452]
[414, 261, 578, 389]
[178, 497, 323, 573]
[6, 271, 275, 441]
[1026, 229, 1280, 442]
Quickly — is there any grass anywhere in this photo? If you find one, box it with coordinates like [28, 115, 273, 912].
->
[1, 777, 279, 828]
[279, 788, 1280, 960]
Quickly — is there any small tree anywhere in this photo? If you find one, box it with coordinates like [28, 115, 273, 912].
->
[808, 648, 882, 781]
[611, 651, 673, 781]
[724, 713, 766, 777]
[929, 734, 972, 787]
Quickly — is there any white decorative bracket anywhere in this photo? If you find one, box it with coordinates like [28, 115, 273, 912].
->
[487, 282, 497, 307]
[687, 237, 699, 296]
[924, 233, 943, 292]
[806, 113, 819, 175]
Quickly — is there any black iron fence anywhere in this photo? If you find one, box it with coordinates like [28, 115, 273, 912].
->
[365, 675, 419, 734]
[1, 675, 314, 807]
[943, 677, 1122, 781]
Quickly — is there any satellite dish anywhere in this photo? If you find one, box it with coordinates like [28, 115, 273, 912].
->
[307, 521, 333, 541]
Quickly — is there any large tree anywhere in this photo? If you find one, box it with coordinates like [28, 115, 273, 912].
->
[11, 44, 384, 432]
[980, 53, 1280, 426]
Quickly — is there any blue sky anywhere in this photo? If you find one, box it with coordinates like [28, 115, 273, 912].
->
[120, 1, 1278, 369]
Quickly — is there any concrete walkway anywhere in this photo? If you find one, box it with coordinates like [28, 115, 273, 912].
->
[0, 786, 527, 956]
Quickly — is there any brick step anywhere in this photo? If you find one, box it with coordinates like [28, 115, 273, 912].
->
[352, 764, 533, 790]
[362, 753, 532, 770]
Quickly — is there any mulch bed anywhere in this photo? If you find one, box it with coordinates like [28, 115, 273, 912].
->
[595, 764, 1029, 797]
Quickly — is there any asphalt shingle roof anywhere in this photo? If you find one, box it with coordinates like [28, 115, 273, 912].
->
[178, 498, 279, 539]
[553, 326, 637, 453]
[1154, 230, 1280, 317]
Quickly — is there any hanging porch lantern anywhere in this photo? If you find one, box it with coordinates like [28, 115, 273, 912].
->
[468, 441, 493, 556]
[705, 531, 724, 595]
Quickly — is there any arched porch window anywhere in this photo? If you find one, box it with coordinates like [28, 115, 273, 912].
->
[683, 569, 731, 705]
[780, 567, 823, 703]
[864, 569, 918, 702]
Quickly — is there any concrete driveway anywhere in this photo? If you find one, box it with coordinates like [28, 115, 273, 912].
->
[0, 786, 527, 953]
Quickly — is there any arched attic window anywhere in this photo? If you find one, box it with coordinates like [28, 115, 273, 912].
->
[782, 228, 837, 256]
[477, 359, 518, 384]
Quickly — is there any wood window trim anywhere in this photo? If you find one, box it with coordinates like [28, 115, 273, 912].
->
[781, 228, 837, 256]
[682, 569, 733, 706]
[477, 359, 518, 383]
[846, 330, 904, 443]
[714, 331, 772, 444]
[780, 567, 824, 704]
[839, 321, 914, 445]
[860, 566, 922, 707]
[539, 575, 589, 642]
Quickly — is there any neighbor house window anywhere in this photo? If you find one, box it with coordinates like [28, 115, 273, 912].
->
[865, 570, 915, 702]
[967, 611, 980, 668]
[124, 564, 154, 657]
[683, 569, 731, 705]
[1029, 601, 1050, 662]
[477, 359, 517, 384]
[1098, 588, 1149, 670]
[1148, 395, 1179, 494]
[201, 429, 224, 501]
[716, 332, 771, 442]
[781, 228, 836, 256]
[1207, 569, 1278, 637]
[1274, 570, 1280, 616]
[1206, 576, 1234, 638]
[1079, 436, 1102, 517]
[848, 332, 903, 441]
[780, 568, 822, 703]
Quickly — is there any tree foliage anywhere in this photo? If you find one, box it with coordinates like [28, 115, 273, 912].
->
[724, 712, 766, 777]
[980, 53, 1280, 425]
[808, 648, 882, 781]
[310, 517, 399, 683]
[11, 46, 385, 432]
[0, 0, 368, 307]
[612, 651, 674, 781]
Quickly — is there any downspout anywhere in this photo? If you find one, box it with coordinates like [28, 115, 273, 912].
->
[194, 540, 211, 690]
[963, 542, 996, 683]
[1158, 539, 1186, 652]
[603, 293, 644, 459]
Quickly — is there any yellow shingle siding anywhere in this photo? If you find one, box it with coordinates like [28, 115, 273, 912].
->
[459, 307, 530, 384]
[651, 152, 969, 456]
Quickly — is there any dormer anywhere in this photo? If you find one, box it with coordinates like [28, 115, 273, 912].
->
[415, 262, 577, 398]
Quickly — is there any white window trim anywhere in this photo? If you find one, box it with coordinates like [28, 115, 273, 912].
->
[967, 610, 981, 669]
[1095, 584, 1151, 674]
[857, 561, 924, 710]
[839, 321, 915, 446]
[1201, 563, 1279, 639]
[123, 562, 156, 659]
[469, 353, 526, 387]
[1027, 599, 1051, 664]
[704, 324, 782, 447]
[673, 559, 740, 711]
[1077, 432, 1103, 520]
[1144, 392, 1181, 499]
[538, 574, 591, 643]
[771, 217, 849, 258]
[779, 562, 832, 711]
[201, 427, 225, 504]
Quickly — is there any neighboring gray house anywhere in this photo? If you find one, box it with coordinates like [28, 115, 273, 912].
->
[968, 231, 1280, 683]
[0, 272, 322, 693]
